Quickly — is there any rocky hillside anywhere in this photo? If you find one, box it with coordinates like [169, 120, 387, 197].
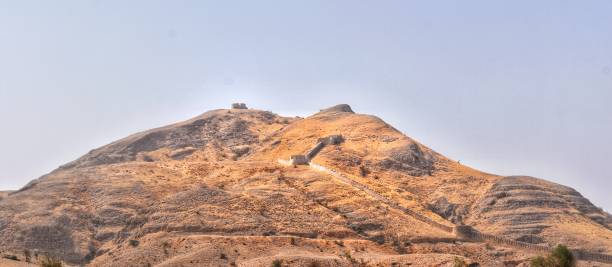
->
[0, 191, 11, 201]
[0, 104, 610, 267]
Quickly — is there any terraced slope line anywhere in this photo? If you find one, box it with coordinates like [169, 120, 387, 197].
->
[308, 162, 612, 264]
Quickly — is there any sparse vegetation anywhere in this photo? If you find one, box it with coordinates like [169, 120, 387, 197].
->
[342, 250, 359, 264]
[263, 230, 276, 236]
[453, 257, 467, 267]
[359, 165, 370, 177]
[24, 249, 31, 262]
[392, 236, 407, 254]
[162, 241, 170, 255]
[496, 192, 509, 199]
[129, 239, 140, 247]
[40, 255, 63, 267]
[530, 245, 575, 267]
[370, 235, 385, 245]
[531, 257, 548, 267]
[220, 253, 227, 260]
[3, 255, 18, 261]
[271, 259, 282, 267]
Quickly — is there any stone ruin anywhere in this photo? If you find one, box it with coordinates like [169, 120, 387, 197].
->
[453, 225, 478, 240]
[289, 135, 344, 165]
[319, 135, 344, 145]
[231, 103, 248, 109]
[290, 155, 308, 165]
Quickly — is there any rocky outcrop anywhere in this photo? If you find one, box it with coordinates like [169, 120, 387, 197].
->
[428, 197, 466, 224]
[317, 104, 354, 114]
[475, 176, 612, 238]
[378, 143, 436, 176]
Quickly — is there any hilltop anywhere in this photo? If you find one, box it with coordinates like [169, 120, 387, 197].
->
[0, 104, 610, 266]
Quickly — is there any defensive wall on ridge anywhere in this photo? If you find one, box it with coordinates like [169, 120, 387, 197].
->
[281, 135, 612, 264]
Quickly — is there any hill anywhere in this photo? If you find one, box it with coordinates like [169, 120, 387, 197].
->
[0, 104, 610, 266]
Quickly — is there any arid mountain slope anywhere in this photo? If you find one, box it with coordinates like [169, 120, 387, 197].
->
[0, 104, 610, 266]
[0, 191, 11, 201]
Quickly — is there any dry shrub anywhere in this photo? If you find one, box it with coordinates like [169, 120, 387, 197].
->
[40, 255, 63, 267]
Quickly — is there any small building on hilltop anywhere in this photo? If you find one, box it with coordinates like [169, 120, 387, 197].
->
[231, 103, 248, 109]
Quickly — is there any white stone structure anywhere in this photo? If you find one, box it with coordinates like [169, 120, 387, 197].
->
[289, 155, 308, 165]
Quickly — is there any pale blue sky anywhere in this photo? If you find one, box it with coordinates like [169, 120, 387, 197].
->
[0, 1, 611, 210]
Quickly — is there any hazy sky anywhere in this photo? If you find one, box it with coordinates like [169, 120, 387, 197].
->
[1, 1, 611, 210]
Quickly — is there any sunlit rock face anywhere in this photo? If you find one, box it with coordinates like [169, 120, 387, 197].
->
[472, 176, 611, 245]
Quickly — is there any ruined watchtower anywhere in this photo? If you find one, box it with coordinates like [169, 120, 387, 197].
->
[321, 135, 344, 145]
[231, 103, 248, 109]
